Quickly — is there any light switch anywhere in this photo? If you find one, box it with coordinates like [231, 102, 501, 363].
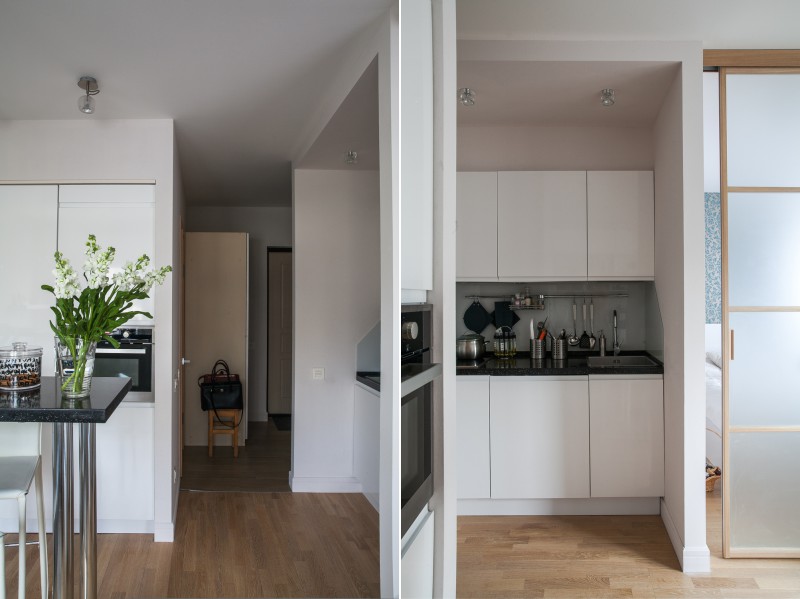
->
[312, 367, 325, 380]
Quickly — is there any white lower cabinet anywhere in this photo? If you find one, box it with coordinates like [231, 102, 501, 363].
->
[589, 375, 664, 497]
[96, 403, 155, 531]
[354, 384, 380, 511]
[490, 376, 590, 499]
[401, 509, 434, 599]
[456, 377, 491, 499]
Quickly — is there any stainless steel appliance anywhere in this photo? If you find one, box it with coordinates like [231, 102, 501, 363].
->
[401, 304, 433, 536]
[94, 327, 154, 401]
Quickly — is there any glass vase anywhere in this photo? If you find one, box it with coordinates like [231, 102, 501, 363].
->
[55, 337, 97, 399]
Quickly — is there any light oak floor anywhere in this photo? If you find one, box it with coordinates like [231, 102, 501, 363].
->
[457, 486, 800, 598]
[181, 419, 292, 493]
[3, 490, 379, 598]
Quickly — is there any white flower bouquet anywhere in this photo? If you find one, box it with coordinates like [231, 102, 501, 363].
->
[42, 234, 171, 396]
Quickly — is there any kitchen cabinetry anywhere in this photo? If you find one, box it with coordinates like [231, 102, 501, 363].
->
[354, 383, 380, 511]
[401, 510, 434, 599]
[497, 171, 587, 280]
[0, 186, 59, 374]
[490, 376, 590, 498]
[589, 375, 664, 497]
[58, 185, 156, 321]
[456, 377, 491, 499]
[587, 171, 654, 280]
[456, 172, 498, 280]
[96, 402, 154, 531]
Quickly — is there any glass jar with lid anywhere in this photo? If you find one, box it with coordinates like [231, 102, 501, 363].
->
[0, 342, 43, 391]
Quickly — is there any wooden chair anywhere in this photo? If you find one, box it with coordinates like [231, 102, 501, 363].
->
[208, 409, 241, 457]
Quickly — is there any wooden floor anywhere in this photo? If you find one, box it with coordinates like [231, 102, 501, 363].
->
[457, 486, 800, 598]
[181, 419, 291, 493]
[3, 491, 379, 598]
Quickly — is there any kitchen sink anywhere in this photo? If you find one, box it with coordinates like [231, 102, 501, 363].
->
[587, 355, 659, 368]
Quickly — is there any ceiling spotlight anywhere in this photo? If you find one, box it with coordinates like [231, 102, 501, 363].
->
[345, 150, 358, 165]
[77, 76, 100, 114]
[458, 87, 476, 106]
[600, 88, 615, 107]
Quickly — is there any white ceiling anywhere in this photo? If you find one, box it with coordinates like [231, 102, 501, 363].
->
[458, 61, 679, 127]
[0, 0, 388, 207]
[456, 0, 800, 47]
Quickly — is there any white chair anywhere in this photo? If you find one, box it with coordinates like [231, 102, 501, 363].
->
[0, 423, 48, 599]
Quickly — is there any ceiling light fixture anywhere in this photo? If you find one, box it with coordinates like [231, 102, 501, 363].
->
[458, 87, 476, 106]
[600, 88, 615, 107]
[345, 150, 358, 165]
[77, 76, 100, 114]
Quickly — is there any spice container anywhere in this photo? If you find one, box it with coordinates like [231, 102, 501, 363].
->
[0, 342, 43, 391]
[493, 326, 516, 358]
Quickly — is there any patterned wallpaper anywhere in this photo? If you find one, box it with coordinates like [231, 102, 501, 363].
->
[705, 192, 721, 324]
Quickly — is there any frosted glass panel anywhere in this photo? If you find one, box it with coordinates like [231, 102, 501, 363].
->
[727, 74, 800, 187]
[728, 193, 800, 306]
[729, 313, 800, 426]
[729, 432, 800, 550]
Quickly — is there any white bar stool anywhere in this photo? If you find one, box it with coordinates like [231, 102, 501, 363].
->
[0, 423, 48, 599]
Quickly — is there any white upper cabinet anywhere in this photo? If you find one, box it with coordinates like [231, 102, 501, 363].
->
[58, 185, 156, 322]
[497, 171, 587, 281]
[0, 186, 59, 374]
[587, 171, 654, 280]
[456, 172, 497, 280]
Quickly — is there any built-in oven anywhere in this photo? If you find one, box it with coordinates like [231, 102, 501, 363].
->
[93, 327, 154, 401]
[401, 304, 434, 537]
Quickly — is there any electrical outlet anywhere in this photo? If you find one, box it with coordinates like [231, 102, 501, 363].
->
[312, 367, 325, 381]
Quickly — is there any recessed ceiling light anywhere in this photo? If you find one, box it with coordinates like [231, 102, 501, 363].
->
[458, 87, 476, 106]
[600, 88, 615, 107]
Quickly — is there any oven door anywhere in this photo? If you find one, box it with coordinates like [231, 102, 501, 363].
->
[93, 342, 153, 400]
[401, 380, 433, 537]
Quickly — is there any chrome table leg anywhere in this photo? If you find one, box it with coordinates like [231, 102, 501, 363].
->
[53, 423, 74, 599]
[79, 423, 96, 599]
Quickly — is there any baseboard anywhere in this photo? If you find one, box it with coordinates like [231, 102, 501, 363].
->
[660, 498, 711, 573]
[289, 474, 362, 493]
[458, 497, 661, 516]
[154, 519, 175, 542]
[1, 517, 155, 535]
[363, 491, 379, 512]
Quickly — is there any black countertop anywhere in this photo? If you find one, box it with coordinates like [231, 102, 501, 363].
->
[457, 351, 663, 376]
[0, 376, 132, 423]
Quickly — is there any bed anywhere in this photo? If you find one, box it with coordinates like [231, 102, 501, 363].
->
[705, 324, 723, 469]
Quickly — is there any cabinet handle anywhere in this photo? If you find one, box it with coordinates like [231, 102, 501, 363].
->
[730, 329, 734, 361]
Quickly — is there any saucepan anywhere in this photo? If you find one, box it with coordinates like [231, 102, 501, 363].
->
[456, 333, 488, 360]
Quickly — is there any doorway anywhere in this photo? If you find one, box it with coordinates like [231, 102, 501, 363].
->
[267, 247, 293, 432]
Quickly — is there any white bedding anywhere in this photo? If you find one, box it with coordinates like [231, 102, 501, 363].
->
[705, 324, 723, 467]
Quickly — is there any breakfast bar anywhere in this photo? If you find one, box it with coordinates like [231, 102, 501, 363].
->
[0, 376, 132, 599]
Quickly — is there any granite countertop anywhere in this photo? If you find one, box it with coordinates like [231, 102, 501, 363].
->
[0, 376, 132, 422]
[457, 351, 663, 376]
[357, 362, 444, 394]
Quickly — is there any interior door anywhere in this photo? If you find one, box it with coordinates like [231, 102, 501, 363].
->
[722, 68, 800, 557]
[184, 232, 249, 447]
[267, 249, 293, 415]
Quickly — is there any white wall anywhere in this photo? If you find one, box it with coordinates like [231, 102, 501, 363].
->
[0, 119, 181, 541]
[290, 169, 380, 489]
[653, 61, 709, 571]
[703, 72, 721, 193]
[457, 125, 654, 171]
[186, 206, 292, 422]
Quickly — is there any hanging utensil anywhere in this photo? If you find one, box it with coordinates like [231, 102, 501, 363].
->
[579, 300, 590, 348]
[589, 300, 597, 349]
[568, 299, 580, 346]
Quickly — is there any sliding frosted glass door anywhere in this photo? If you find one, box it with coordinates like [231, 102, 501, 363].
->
[723, 70, 800, 557]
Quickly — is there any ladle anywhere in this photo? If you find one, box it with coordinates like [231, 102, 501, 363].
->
[568, 300, 580, 345]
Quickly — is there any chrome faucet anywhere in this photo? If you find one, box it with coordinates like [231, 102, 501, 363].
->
[612, 310, 621, 355]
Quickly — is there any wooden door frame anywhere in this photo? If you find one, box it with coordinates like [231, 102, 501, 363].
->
[266, 246, 292, 417]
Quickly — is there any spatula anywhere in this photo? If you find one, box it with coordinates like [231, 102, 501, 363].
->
[579, 301, 590, 348]
[589, 300, 597, 349]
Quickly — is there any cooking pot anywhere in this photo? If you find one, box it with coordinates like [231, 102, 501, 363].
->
[457, 334, 487, 360]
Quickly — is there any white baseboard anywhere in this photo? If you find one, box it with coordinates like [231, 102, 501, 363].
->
[0, 517, 155, 535]
[154, 519, 174, 542]
[660, 498, 710, 573]
[363, 492, 379, 512]
[458, 497, 661, 516]
[289, 474, 362, 493]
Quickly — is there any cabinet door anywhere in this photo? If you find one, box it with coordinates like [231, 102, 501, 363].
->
[58, 185, 156, 322]
[354, 384, 380, 511]
[0, 186, 59, 374]
[456, 172, 497, 280]
[497, 171, 587, 281]
[96, 404, 155, 527]
[456, 377, 491, 499]
[587, 171, 654, 280]
[589, 376, 664, 497]
[490, 376, 589, 498]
